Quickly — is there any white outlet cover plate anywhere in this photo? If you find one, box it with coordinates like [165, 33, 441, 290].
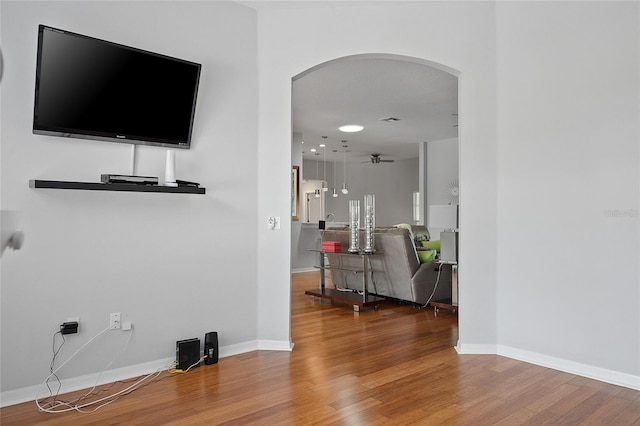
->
[110, 312, 121, 329]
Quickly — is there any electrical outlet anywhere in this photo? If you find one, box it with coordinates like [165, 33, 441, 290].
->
[109, 312, 121, 330]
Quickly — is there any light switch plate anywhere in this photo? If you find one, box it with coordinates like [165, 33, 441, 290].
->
[267, 216, 281, 230]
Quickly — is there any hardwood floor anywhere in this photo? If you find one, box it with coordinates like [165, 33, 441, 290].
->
[2, 271, 639, 425]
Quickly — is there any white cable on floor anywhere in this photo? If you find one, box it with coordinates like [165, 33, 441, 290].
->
[35, 326, 173, 414]
[36, 326, 110, 412]
[421, 262, 444, 308]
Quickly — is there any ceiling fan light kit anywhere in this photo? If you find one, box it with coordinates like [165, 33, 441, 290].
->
[379, 117, 401, 123]
[363, 153, 395, 164]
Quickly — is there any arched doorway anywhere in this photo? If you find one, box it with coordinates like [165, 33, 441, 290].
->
[290, 53, 461, 334]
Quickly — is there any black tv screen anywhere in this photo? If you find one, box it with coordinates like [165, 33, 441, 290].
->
[33, 25, 201, 149]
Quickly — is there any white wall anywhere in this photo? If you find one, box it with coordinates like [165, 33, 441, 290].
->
[427, 138, 459, 207]
[255, 0, 498, 353]
[495, 2, 639, 379]
[255, 0, 639, 388]
[0, 0, 260, 399]
[427, 137, 459, 237]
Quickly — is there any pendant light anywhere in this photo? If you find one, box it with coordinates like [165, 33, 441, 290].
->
[315, 154, 321, 198]
[341, 141, 349, 194]
[332, 149, 339, 198]
[321, 138, 328, 192]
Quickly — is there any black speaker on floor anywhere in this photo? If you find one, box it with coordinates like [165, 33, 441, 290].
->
[204, 331, 219, 365]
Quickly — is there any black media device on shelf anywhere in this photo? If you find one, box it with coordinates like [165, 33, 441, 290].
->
[204, 332, 219, 365]
[100, 174, 159, 185]
[176, 338, 201, 371]
[33, 25, 201, 150]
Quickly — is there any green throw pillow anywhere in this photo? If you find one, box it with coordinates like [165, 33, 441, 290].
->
[417, 249, 436, 263]
[421, 240, 440, 251]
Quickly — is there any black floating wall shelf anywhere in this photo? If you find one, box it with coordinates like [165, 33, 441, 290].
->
[29, 180, 206, 195]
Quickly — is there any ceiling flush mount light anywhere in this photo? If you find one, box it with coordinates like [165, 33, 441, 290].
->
[339, 124, 364, 133]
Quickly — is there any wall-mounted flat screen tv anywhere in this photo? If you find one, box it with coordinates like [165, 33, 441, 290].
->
[33, 25, 201, 149]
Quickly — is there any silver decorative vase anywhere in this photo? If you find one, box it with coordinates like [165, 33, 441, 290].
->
[348, 199, 360, 253]
[364, 194, 375, 253]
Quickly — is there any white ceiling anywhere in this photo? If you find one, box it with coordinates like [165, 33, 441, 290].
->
[292, 57, 458, 164]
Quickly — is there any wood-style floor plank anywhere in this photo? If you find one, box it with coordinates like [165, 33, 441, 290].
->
[1, 271, 638, 425]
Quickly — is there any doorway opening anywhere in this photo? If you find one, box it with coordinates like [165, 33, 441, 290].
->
[290, 53, 460, 334]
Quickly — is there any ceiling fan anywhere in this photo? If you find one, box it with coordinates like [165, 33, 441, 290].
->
[362, 153, 395, 164]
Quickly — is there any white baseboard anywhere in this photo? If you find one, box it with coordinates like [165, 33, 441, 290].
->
[455, 343, 497, 354]
[454, 342, 639, 391]
[219, 339, 293, 356]
[497, 345, 640, 391]
[0, 356, 174, 409]
[258, 339, 294, 351]
[0, 339, 293, 408]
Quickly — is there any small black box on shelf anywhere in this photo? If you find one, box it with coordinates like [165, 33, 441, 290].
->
[100, 174, 158, 185]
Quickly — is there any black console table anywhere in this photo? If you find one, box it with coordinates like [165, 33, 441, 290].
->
[30, 180, 205, 194]
[305, 249, 386, 312]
